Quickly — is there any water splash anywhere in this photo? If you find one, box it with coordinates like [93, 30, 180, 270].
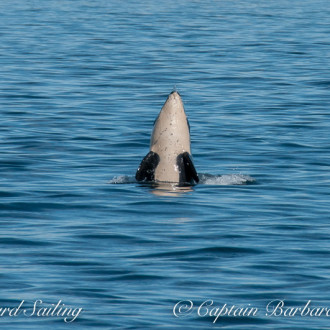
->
[109, 175, 136, 184]
[199, 173, 255, 185]
[109, 174, 255, 185]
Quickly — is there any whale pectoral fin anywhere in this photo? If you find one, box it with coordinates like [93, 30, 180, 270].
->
[135, 151, 160, 182]
[177, 152, 199, 184]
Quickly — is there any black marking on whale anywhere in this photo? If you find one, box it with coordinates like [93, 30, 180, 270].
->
[177, 152, 199, 184]
[135, 151, 160, 182]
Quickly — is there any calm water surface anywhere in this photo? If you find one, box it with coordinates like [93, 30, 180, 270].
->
[1, 0, 330, 329]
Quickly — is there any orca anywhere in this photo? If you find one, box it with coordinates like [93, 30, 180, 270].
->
[136, 91, 199, 185]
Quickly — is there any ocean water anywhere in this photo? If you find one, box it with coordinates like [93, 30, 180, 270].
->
[1, 0, 330, 329]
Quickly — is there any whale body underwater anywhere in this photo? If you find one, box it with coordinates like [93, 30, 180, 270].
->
[136, 91, 199, 185]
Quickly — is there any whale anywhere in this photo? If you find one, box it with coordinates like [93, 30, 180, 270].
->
[136, 91, 199, 185]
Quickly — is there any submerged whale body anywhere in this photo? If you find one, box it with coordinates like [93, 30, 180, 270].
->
[136, 91, 199, 185]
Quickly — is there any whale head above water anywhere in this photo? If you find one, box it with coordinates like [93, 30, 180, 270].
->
[136, 91, 199, 185]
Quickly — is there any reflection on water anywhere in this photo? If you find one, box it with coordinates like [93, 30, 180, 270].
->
[146, 182, 194, 197]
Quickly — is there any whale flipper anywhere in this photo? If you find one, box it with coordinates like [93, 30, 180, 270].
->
[177, 152, 199, 184]
[135, 151, 160, 182]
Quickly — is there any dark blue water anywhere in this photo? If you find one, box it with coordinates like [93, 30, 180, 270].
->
[1, 0, 330, 329]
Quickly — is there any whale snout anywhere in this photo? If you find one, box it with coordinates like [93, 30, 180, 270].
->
[170, 90, 181, 97]
[166, 91, 184, 110]
[169, 91, 181, 101]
